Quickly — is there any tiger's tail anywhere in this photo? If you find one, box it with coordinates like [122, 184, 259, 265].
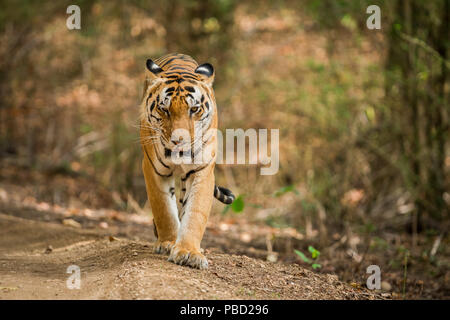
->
[214, 185, 235, 204]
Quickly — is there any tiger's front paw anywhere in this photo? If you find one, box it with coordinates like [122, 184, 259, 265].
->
[154, 240, 175, 254]
[168, 244, 208, 270]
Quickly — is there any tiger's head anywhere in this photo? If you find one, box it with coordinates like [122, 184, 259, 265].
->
[140, 56, 217, 157]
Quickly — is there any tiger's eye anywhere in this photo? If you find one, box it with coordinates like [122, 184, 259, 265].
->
[191, 107, 199, 113]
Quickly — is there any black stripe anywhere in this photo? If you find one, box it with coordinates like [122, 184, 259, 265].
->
[145, 92, 153, 106]
[155, 146, 170, 169]
[181, 193, 192, 208]
[180, 75, 198, 80]
[144, 146, 172, 178]
[156, 55, 170, 64]
[157, 55, 174, 66]
[214, 185, 235, 204]
[191, 144, 203, 160]
[224, 196, 233, 204]
[160, 57, 177, 68]
[168, 66, 191, 71]
[181, 160, 212, 181]
[162, 76, 197, 82]
[151, 114, 161, 121]
[163, 71, 200, 78]
[219, 186, 233, 196]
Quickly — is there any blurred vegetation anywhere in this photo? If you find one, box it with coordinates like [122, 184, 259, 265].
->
[298, 0, 449, 229]
[0, 0, 448, 288]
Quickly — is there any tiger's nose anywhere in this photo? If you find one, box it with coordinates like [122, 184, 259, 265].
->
[171, 136, 183, 145]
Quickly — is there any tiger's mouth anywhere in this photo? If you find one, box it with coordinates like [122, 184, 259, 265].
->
[164, 147, 192, 158]
[160, 135, 189, 152]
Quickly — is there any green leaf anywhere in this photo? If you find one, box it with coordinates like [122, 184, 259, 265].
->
[231, 195, 245, 213]
[365, 106, 375, 122]
[294, 249, 311, 264]
[340, 14, 356, 31]
[308, 246, 321, 259]
[273, 185, 299, 197]
[311, 263, 322, 270]
[80, 123, 92, 134]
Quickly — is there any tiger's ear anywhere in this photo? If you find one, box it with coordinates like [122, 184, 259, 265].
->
[195, 63, 215, 86]
[143, 59, 163, 99]
[146, 59, 163, 78]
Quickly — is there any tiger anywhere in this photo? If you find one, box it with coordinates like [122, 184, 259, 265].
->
[139, 53, 235, 269]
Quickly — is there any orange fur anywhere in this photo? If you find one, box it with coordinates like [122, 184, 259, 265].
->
[140, 53, 219, 269]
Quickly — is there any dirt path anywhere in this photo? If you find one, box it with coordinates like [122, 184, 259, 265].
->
[0, 212, 381, 300]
